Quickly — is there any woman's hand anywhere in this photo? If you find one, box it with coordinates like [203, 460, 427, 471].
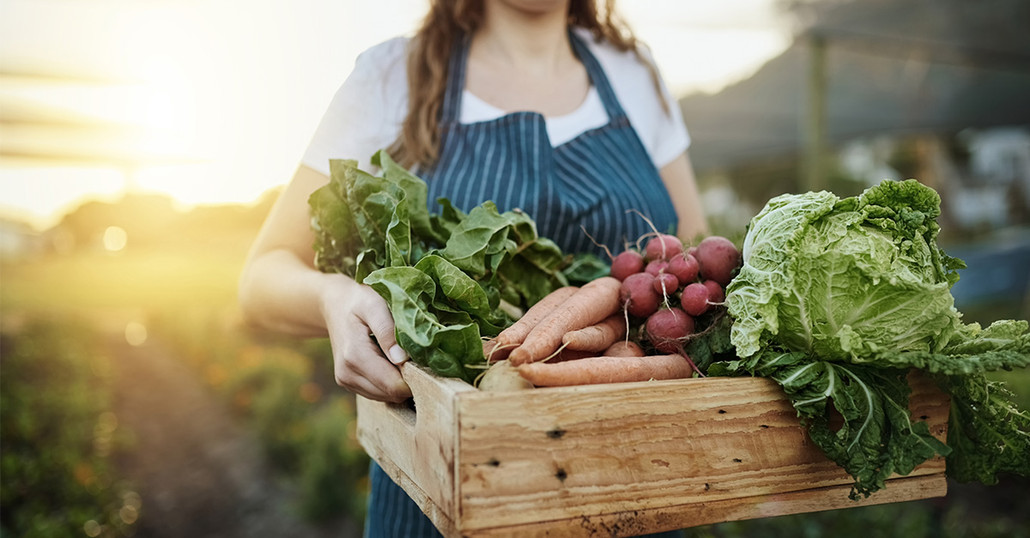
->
[320, 275, 413, 403]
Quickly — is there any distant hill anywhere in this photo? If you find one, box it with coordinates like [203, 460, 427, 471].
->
[680, 0, 1030, 172]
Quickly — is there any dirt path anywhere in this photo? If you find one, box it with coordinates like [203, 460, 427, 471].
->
[108, 333, 362, 538]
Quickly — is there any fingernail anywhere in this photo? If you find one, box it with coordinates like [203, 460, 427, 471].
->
[388, 345, 408, 365]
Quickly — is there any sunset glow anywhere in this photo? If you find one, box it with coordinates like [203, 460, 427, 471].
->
[0, 0, 790, 229]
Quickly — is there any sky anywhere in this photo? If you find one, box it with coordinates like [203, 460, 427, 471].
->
[0, 0, 793, 230]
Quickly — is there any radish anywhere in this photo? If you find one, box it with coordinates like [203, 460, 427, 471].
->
[644, 259, 669, 277]
[652, 272, 679, 299]
[610, 249, 645, 281]
[666, 252, 699, 284]
[702, 279, 725, 304]
[680, 282, 711, 316]
[694, 236, 742, 286]
[644, 307, 695, 353]
[620, 273, 660, 318]
[644, 234, 684, 262]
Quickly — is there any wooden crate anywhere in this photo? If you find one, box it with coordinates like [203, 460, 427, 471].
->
[356, 363, 949, 537]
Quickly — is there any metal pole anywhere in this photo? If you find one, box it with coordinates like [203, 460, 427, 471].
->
[804, 33, 827, 193]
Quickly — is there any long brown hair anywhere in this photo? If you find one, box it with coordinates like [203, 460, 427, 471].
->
[389, 0, 666, 170]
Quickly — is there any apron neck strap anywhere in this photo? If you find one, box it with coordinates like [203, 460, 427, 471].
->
[438, 27, 629, 124]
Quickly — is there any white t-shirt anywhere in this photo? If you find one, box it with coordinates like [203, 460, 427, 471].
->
[301, 27, 690, 175]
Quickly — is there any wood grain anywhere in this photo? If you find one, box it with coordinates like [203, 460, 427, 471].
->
[357, 364, 949, 537]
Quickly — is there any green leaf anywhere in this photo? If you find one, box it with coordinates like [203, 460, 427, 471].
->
[373, 150, 447, 246]
[310, 151, 576, 382]
[745, 350, 950, 499]
[363, 267, 484, 383]
[937, 374, 1030, 484]
[727, 179, 963, 361]
[308, 176, 359, 275]
[439, 202, 519, 278]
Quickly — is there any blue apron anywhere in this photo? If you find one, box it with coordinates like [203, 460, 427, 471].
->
[365, 29, 683, 538]
[420, 29, 679, 258]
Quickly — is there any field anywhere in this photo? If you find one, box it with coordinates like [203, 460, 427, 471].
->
[2, 236, 1029, 537]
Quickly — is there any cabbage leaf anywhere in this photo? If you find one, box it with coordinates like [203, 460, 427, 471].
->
[722, 179, 1030, 498]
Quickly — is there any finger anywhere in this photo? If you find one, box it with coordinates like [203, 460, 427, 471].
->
[358, 287, 409, 365]
[337, 367, 411, 403]
[334, 339, 412, 403]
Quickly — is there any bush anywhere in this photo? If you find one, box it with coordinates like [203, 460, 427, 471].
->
[0, 319, 138, 538]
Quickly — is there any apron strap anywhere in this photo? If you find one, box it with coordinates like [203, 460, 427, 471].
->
[567, 29, 629, 122]
[439, 32, 471, 125]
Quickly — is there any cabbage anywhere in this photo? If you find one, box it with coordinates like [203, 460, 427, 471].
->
[719, 179, 1030, 499]
[728, 179, 965, 360]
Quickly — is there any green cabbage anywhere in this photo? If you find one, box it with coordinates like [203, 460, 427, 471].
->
[720, 179, 1030, 498]
[728, 179, 965, 360]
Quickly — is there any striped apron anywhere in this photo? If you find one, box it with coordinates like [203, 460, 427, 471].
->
[364, 29, 683, 538]
[420, 29, 679, 257]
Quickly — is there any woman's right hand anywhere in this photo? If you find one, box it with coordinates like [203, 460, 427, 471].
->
[320, 274, 413, 403]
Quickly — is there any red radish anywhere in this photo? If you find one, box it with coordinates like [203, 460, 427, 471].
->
[680, 282, 711, 316]
[610, 250, 645, 281]
[620, 273, 660, 318]
[644, 234, 684, 261]
[645, 307, 695, 353]
[652, 272, 679, 298]
[645, 259, 669, 277]
[666, 253, 700, 284]
[694, 236, 742, 286]
[702, 279, 725, 304]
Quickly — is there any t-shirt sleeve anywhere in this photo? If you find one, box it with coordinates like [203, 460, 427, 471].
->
[301, 38, 408, 176]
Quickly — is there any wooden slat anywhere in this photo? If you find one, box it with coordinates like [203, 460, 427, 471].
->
[357, 365, 950, 537]
[463, 473, 947, 537]
[356, 362, 475, 520]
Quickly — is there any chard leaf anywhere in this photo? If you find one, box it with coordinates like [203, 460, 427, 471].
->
[363, 267, 484, 382]
[310, 152, 579, 383]
[440, 202, 518, 278]
[309, 174, 359, 275]
[373, 150, 446, 247]
[413, 255, 508, 335]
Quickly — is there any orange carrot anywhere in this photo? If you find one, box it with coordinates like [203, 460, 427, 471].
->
[603, 340, 646, 357]
[508, 277, 624, 365]
[487, 286, 579, 361]
[562, 314, 627, 352]
[516, 354, 693, 387]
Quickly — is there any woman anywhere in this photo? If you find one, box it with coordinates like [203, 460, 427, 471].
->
[239, 0, 707, 535]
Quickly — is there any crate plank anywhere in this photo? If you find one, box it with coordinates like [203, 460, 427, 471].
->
[356, 362, 949, 537]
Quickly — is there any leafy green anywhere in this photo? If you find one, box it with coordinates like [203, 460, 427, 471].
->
[721, 179, 1030, 498]
[727, 179, 965, 360]
[309, 151, 591, 383]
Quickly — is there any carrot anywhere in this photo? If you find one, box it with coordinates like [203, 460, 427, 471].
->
[516, 354, 693, 387]
[603, 340, 646, 357]
[508, 277, 624, 365]
[561, 314, 627, 352]
[487, 286, 579, 361]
